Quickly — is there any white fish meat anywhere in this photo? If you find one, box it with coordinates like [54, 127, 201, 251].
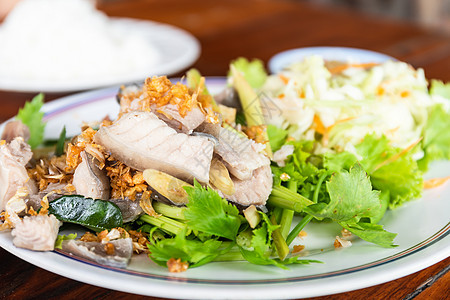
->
[220, 165, 273, 206]
[94, 111, 214, 183]
[0, 137, 36, 211]
[11, 214, 61, 251]
[215, 127, 270, 180]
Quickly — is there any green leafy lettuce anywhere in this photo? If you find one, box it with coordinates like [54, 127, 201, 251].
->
[267, 124, 288, 152]
[430, 79, 450, 99]
[229, 57, 268, 89]
[325, 133, 423, 208]
[418, 104, 450, 170]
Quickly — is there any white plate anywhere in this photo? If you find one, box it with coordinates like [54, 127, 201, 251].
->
[0, 18, 200, 93]
[268, 46, 396, 73]
[0, 78, 449, 299]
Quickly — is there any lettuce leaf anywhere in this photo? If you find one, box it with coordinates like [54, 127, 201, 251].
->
[418, 104, 450, 170]
[229, 57, 268, 89]
[430, 79, 450, 99]
[184, 181, 241, 240]
[16, 93, 46, 149]
[267, 124, 288, 152]
[355, 134, 423, 208]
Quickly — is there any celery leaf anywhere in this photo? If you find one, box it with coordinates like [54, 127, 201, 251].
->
[184, 181, 241, 240]
[16, 93, 46, 149]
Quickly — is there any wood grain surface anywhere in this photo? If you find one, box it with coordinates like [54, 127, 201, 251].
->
[0, 0, 449, 299]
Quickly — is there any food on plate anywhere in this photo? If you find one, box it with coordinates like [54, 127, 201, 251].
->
[0, 55, 449, 272]
[0, 0, 160, 83]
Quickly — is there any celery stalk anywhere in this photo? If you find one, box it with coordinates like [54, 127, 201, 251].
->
[279, 181, 296, 239]
[152, 202, 187, 220]
[286, 215, 313, 246]
[268, 186, 313, 212]
[230, 65, 273, 157]
[270, 214, 289, 261]
[139, 215, 187, 236]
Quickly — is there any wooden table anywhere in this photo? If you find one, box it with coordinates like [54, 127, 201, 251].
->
[0, 0, 449, 299]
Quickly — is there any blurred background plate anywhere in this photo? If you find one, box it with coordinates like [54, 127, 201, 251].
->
[268, 46, 396, 74]
[0, 18, 200, 93]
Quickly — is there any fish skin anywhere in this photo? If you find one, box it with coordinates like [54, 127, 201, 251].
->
[94, 111, 214, 183]
[73, 151, 110, 200]
[61, 238, 133, 268]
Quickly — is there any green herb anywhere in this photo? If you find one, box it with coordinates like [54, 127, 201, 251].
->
[148, 229, 226, 268]
[340, 222, 397, 248]
[238, 213, 320, 268]
[306, 164, 382, 223]
[55, 126, 66, 156]
[16, 93, 46, 149]
[48, 195, 123, 232]
[54, 233, 77, 249]
[184, 181, 241, 240]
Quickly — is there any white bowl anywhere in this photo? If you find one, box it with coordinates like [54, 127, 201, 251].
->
[268, 46, 396, 73]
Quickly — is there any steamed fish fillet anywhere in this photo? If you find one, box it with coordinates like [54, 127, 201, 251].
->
[221, 165, 273, 206]
[0, 137, 36, 211]
[94, 111, 214, 183]
[215, 127, 270, 180]
[11, 214, 61, 251]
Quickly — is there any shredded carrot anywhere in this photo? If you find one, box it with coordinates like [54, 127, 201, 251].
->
[314, 116, 356, 145]
[328, 62, 379, 74]
[423, 176, 450, 189]
[313, 115, 326, 135]
[377, 86, 385, 96]
[373, 138, 422, 172]
[297, 88, 305, 98]
[400, 90, 410, 98]
[279, 74, 290, 85]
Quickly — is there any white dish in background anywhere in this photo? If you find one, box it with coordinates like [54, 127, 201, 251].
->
[0, 18, 200, 93]
[268, 46, 396, 73]
[0, 78, 449, 299]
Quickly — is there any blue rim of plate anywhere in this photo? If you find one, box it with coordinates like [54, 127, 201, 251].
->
[39, 77, 449, 285]
[268, 46, 396, 74]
